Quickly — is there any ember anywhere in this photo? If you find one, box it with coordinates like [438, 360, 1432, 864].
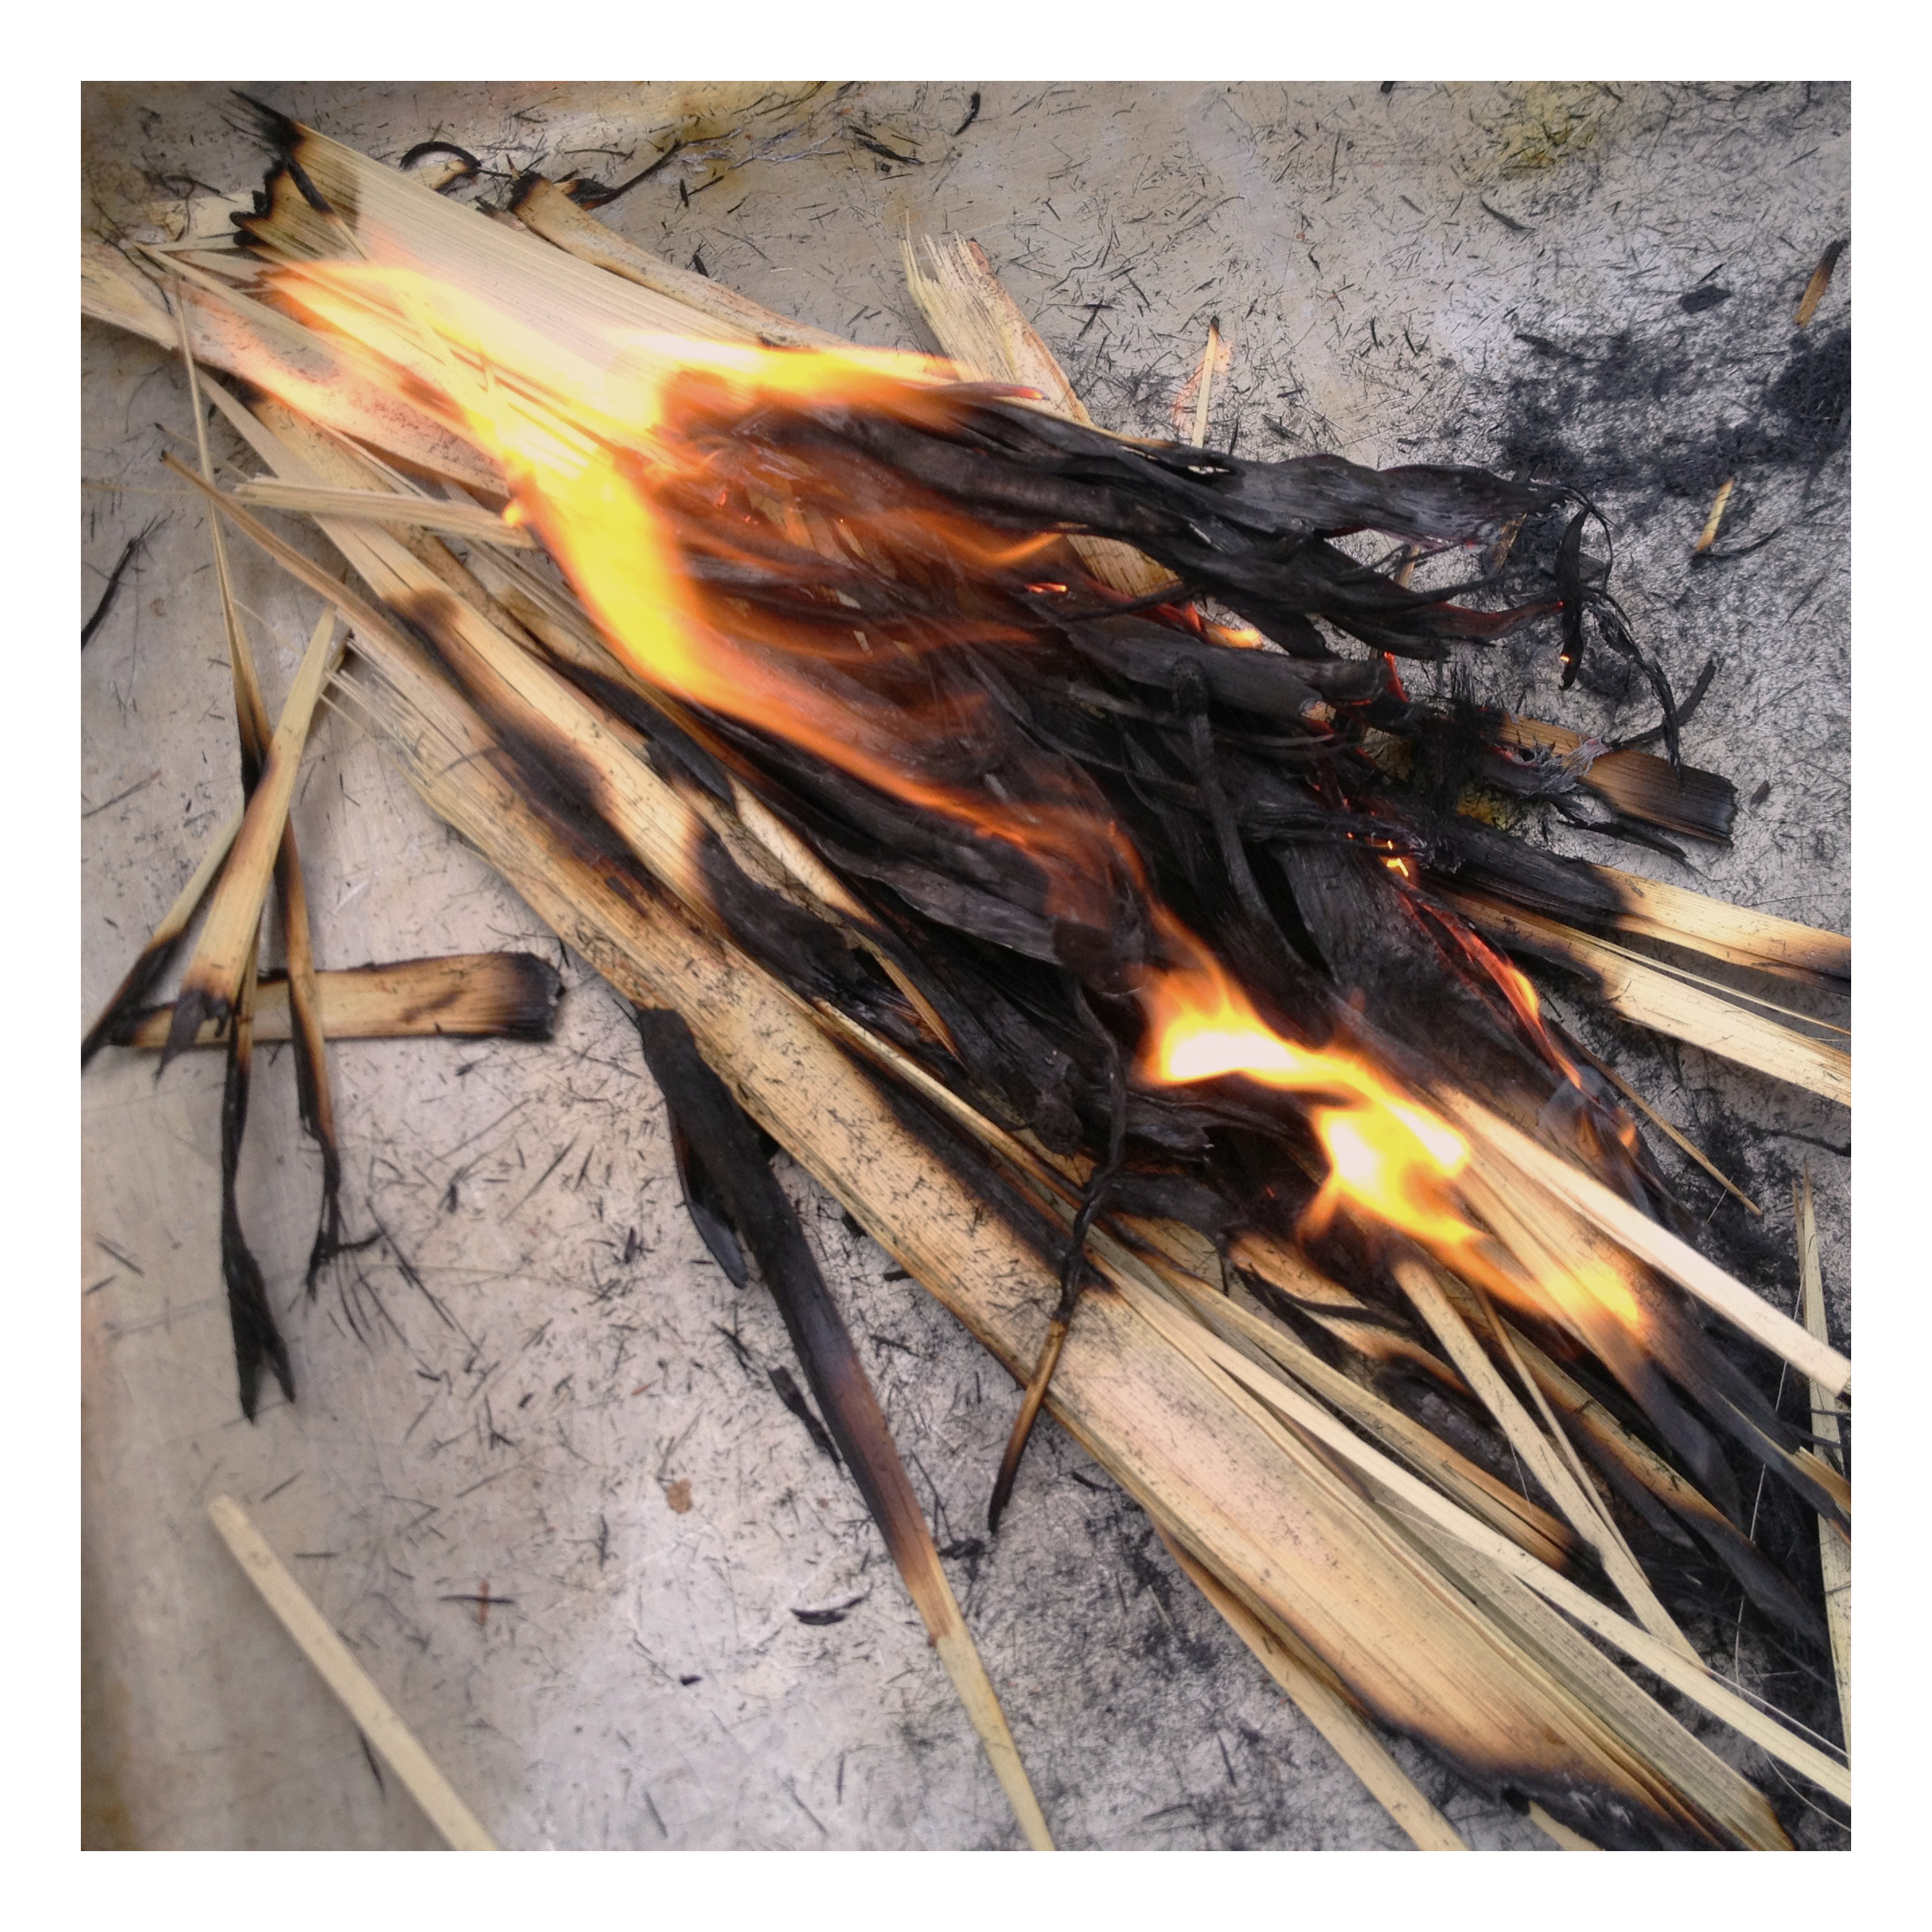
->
[82, 100, 1850, 1852]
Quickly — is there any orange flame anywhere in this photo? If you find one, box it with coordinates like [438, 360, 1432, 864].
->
[273, 260, 1150, 930]
[264, 255, 1651, 1344]
[1136, 923, 1479, 1258]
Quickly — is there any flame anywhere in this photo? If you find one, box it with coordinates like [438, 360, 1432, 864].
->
[1207, 621, 1266, 649]
[273, 260, 1147, 927]
[263, 252, 1654, 1346]
[1136, 926, 1479, 1259]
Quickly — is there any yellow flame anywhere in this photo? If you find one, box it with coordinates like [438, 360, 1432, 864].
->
[265, 254, 1653, 1346]
[1137, 932, 1478, 1257]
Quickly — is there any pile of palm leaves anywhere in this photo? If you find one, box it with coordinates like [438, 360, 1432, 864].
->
[80, 108, 1850, 1850]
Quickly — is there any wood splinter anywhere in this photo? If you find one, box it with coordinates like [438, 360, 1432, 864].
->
[114, 951, 565, 1049]
[207, 1494, 497, 1850]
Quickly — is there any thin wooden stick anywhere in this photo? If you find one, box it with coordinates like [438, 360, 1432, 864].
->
[206, 1495, 497, 1849]
[631, 1009, 1052, 1850]
[159, 607, 341, 1067]
[82, 804, 243, 1064]
[1796, 1169, 1850, 1753]
[1190, 321, 1221, 449]
[232, 480, 539, 547]
[115, 953, 563, 1049]
[1152, 1524, 1469, 1850]
[987, 1318, 1070, 1530]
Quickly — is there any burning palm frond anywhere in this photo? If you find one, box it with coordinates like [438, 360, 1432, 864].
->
[81, 109, 1850, 1849]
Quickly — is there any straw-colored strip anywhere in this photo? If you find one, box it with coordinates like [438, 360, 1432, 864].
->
[1585, 861, 1850, 982]
[159, 601, 340, 1060]
[117, 953, 557, 1049]
[1392, 1258, 1698, 1661]
[1443, 890, 1849, 1106]
[233, 480, 538, 547]
[1528, 1803, 1601, 1850]
[1143, 1253, 1577, 1573]
[207, 1495, 497, 1850]
[1190, 323, 1221, 449]
[1438, 1090, 1851, 1397]
[1796, 1173, 1850, 1753]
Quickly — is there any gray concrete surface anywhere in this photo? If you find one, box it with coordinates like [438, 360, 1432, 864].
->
[82, 82, 1849, 1850]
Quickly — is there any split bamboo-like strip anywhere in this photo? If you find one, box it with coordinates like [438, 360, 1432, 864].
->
[116, 953, 563, 1050]
[1797, 1173, 1850, 1752]
[1440, 889, 1850, 1106]
[1527, 1803, 1601, 1850]
[1495, 1316, 1824, 1641]
[1436, 1089, 1851, 1397]
[1139, 1249, 1578, 1573]
[1587, 860, 1849, 983]
[630, 1008, 1053, 1850]
[160, 603, 340, 1065]
[81, 239, 499, 495]
[1391, 1257, 1698, 1662]
[1230, 1232, 1469, 1391]
[233, 480, 537, 546]
[207, 1495, 497, 1850]
[81, 803, 243, 1064]
[1794, 240, 1846, 331]
[1495, 716, 1732, 843]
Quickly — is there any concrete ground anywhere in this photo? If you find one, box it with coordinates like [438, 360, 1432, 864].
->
[81, 82, 1849, 1850]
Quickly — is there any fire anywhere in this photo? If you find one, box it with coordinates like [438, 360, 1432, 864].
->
[271, 260, 1145, 932]
[1137, 929, 1479, 1258]
[264, 253, 1647, 1338]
